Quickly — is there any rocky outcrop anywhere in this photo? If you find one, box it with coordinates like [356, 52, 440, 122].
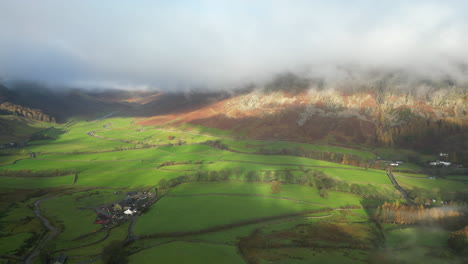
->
[0, 102, 55, 123]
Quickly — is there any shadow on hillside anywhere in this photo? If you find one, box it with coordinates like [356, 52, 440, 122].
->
[27, 127, 67, 144]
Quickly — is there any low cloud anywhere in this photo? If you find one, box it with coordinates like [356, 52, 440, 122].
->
[0, 0, 467, 90]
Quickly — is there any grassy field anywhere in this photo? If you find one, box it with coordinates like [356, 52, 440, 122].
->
[0, 159, 157, 174]
[221, 152, 352, 167]
[0, 232, 34, 256]
[394, 172, 429, 178]
[385, 226, 450, 248]
[28, 131, 136, 153]
[62, 222, 130, 257]
[134, 195, 324, 235]
[320, 168, 391, 185]
[0, 116, 464, 263]
[75, 169, 183, 188]
[256, 248, 369, 264]
[395, 175, 468, 192]
[381, 226, 463, 264]
[129, 241, 245, 264]
[0, 115, 52, 144]
[0, 175, 75, 188]
[199, 161, 302, 172]
[37, 148, 169, 161]
[162, 164, 201, 171]
[222, 139, 376, 159]
[168, 181, 365, 208]
[0, 196, 41, 256]
[0, 152, 29, 166]
[41, 197, 101, 242]
[444, 175, 468, 181]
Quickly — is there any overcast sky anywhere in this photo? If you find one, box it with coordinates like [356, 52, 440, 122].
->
[0, 0, 467, 90]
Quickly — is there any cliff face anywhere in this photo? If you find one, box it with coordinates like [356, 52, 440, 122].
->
[0, 102, 55, 123]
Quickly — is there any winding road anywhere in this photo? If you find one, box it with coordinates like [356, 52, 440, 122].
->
[386, 172, 414, 205]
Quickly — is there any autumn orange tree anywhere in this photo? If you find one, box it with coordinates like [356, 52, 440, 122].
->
[271, 180, 281, 194]
[374, 201, 465, 226]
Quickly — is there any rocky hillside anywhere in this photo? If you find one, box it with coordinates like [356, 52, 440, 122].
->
[139, 74, 468, 156]
[0, 74, 466, 155]
[0, 102, 55, 122]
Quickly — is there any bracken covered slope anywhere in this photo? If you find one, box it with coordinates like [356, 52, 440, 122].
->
[138, 86, 468, 153]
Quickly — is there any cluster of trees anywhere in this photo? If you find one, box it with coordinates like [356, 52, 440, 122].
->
[202, 140, 228, 150]
[165, 136, 187, 145]
[374, 201, 467, 228]
[270, 180, 281, 194]
[409, 187, 468, 205]
[157, 161, 178, 169]
[256, 147, 369, 168]
[392, 117, 463, 145]
[375, 112, 465, 158]
[157, 171, 232, 189]
[448, 226, 468, 254]
[0, 169, 75, 178]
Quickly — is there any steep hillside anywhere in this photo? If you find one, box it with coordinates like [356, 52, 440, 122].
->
[0, 82, 146, 121]
[138, 79, 467, 157]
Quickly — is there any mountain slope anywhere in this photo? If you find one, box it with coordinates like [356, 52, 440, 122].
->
[138, 85, 467, 155]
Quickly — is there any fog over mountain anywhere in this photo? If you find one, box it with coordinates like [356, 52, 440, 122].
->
[1, 0, 468, 90]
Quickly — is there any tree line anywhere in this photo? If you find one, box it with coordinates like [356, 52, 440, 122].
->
[157, 169, 400, 201]
[448, 226, 468, 254]
[201, 140, 229, 150]
[373, 201, 468, 229]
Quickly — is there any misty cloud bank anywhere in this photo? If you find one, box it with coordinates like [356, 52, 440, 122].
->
[0, 0, 468, 90]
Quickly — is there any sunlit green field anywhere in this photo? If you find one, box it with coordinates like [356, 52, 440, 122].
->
[134, 195, 324, 235]
[395, 175, 468, 192]
[0, 116, 465, 263]
[168, 181, 365, 208]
